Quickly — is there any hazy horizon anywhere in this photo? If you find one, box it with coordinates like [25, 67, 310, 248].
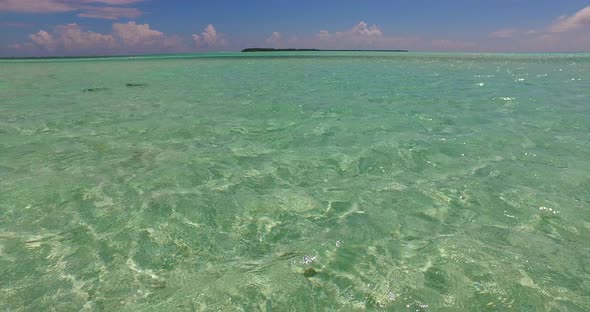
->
[3, 50, 590, 61]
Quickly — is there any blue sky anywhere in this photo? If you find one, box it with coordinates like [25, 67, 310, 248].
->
[1, 0, 590, 56]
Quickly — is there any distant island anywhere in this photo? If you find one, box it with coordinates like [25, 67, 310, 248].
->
[242, 48, 409, 52]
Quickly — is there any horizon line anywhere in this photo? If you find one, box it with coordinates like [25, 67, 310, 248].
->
[2, 50, 589, 60]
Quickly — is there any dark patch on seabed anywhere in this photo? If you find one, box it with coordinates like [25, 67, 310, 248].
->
[303, 267, 318, 278]
[82, 83, 147, 92]
[82, 87, 109, 92]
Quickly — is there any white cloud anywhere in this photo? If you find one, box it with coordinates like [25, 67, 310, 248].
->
[266, 22, 481, 52]
[282, 22, 415, 50]
[314, 21, 385, 47]
[0, 0, 145, 19]
[21, 22, 188, 55]
[29, 24, 116, 53]
[265, 32, 282, 46]
[112, 21, 186, 52]
[30, 30, 58, 51]
[192, 24, 228, 48]
[349, 21, 383, 37]
[315, 30, 329, 40]
[481, 6, 590, 51]
[57, 23, 116, 50]
[550, 6, 590, 33]
[112, 21, 164, 47]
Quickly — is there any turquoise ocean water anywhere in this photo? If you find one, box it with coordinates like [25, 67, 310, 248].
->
[1, 52, 589, 311]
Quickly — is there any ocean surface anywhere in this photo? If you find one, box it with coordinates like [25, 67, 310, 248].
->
[1, 52, 589, 311]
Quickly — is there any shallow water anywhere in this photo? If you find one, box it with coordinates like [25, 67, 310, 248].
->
[1, 52, 589, 311]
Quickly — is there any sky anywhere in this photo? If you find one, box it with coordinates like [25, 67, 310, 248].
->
[1, 0, 590, 56]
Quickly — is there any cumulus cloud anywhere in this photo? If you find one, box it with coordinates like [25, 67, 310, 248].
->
[192, 24, 228, 48]
[20, 22, 188, 55]
[58, 24, 116, 50]
[489, 28, 517, 38]
[316, 22, 384, 46]
[348, 21, 383, 37]
[30, 30, 59, 51]
[272, 12, 590, 52]
[267, 21, 481, 52]
[285, 21, 415, 50]
[480, 6, 590, 51]
[0, 0, 145, 19]
[112, 22, 187, 53]
[265, 32, 282, 46]
[29, 24, 116, 53]
[112, 21, 163, 47]
[550, 6, 590, 33]
[309, 21, 438, 50]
